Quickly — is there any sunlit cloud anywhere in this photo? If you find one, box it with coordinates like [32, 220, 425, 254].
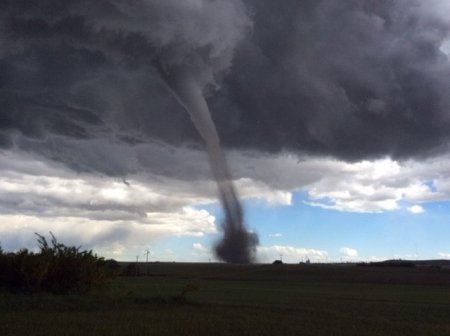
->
[192, 243, 207, 252]
[438, 252, 450, 259]
[339, 247, 358, 259]
[407, 205, 425, 214]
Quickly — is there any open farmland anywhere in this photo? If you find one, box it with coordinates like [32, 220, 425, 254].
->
[1, 262, 450, 336]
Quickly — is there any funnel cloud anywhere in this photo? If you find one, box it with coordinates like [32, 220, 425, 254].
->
[149, 0, 258, 263]
[156, 65, 258, 263]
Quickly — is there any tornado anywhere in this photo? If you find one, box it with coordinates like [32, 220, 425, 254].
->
[157, 65, 258, 263]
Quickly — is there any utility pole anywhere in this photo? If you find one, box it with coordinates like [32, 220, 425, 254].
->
[144, 248, 151, 275]
[135, 255, 139, 276]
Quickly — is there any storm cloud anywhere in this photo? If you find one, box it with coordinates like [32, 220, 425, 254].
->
[0, 0, 449, 170]
[215, 0, 450, 160]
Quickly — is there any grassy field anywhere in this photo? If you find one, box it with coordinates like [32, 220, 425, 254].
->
[1, 263, 449, 335]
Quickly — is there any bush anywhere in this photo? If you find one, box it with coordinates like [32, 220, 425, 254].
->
[0, 233, 117, 294]
[9, 249, 51, 292]
[123, 262, 141, 276]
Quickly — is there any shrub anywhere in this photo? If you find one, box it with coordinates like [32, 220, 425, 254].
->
[10, 249, 51, 292]
[123, 262, 140, 276]
[105, 259, 121, 273]
[0, 233, 117, 294]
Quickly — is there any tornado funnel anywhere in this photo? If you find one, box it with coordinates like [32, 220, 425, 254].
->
[157, 65, 258, 263]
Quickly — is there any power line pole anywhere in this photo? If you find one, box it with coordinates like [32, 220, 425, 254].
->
[144, 248, 151, 275]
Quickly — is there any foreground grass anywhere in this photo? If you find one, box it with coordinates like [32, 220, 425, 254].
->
[1, 263, 449, 336]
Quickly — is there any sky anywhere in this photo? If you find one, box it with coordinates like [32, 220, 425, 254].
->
[1, 0, 450, 263]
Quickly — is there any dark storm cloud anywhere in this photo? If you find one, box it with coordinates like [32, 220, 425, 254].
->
[1, 0, 450, 170]
[0, 0, 250, 174]
[0, 1, 191, 149]
[213, 0, 450, 160]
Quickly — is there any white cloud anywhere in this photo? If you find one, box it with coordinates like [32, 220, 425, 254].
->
[339, 247, 358, 258]
[230, 152, 450, 213]
[0, 149, 223, 256]
[235, 178, 292, 206]
[257, 245, 328, 263]
[269, 233, 283, 238]
[192, 243, 207, 252]
[5, 142, 450, 229]
[0, 149, 300, 258]
[0, 206, 216, 253]
[438, 252, 450, 259]
[407, 205, 425, 214]
[4, 142, 450, 260]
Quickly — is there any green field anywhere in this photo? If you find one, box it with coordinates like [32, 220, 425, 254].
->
[1, 263, 449, 335]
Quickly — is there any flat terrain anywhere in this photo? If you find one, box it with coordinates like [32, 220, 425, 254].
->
[1, 263, 450, 335]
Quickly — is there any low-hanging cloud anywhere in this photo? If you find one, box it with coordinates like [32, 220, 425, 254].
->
[215, 0, 450, 160]
[0, 0, 250, 158]
[0, 0, 450, 167]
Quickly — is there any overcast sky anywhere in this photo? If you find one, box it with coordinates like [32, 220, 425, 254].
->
[1, 0, 450, 262]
